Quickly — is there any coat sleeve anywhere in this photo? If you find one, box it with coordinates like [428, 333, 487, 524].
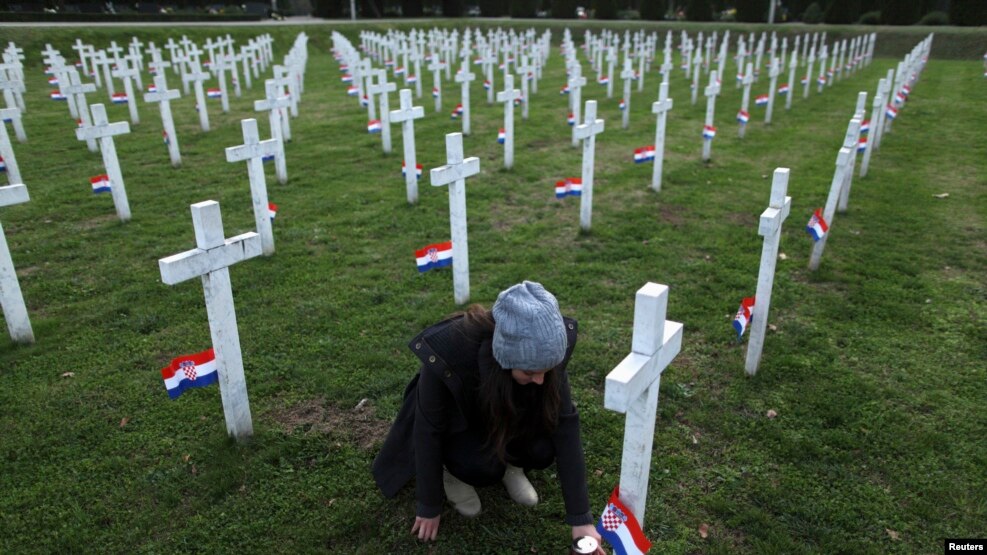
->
[413, 363, 451, 518]
[553, 367, 594, 526]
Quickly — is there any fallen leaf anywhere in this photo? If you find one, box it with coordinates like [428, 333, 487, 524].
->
[61, 372, 75, 378]
[183, 454, 191, 463]
[699, 523, 709, 538]
[594, 469, 604, 477]
[529, 547, 538, 553]
[692, 434, 699, 444]
[119, 417, 129, 428]
[761, 174, 768, 179]
[886, 529, 900, 541]
[353, 398, 368, 411]
[778, 252, 788, 260]
[767, 409, 778, 419]
[932, 193, 948, 199]
[768, 324, 778, 332]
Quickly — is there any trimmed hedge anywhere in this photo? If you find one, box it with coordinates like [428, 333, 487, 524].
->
[0, 11, 262, 22]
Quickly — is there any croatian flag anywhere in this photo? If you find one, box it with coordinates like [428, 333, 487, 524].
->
[48, 76, 59, 86]
[885, 104, 898, 120]
[806, 208, 829, 242]
[618, 99, 626, 111]
[346, 85, 359, 96]
[90, 174, 111, 194]
[800, 75, 809, 85]
[894, 91, 906, 105]
[50, 90, 67, 101]
[902, 84, 911, 97]
[859, 120, 870, 134]
[497, 128, 505, 144]
[736, 72, 744, 82]
[415, 241, 453, 273]
[385, 59, 394, 68]
[76, 119, 83, 127]
[206, 88, 222, 99]
[262, 154, 275, 163]
[402, 161, 423, 179]
[560, 84, 570, 95]
[554, 177, 582, 198]
[598, 76, 609, 85]
[0, 157, 5, 172]
[367, 119, 382, 133]
[514, 96, 523, 107]
[341, 74, 353, 83]
[338, 64, 349, 72]
[778, 83, 790, 95]
[394, 66, 406, 76]
[432, 87, 440, 98]
[817, 75, 827, 86]
[755, 94, 769, 106]
[596, 488, 652, 555]
[737, 110, 750, 124]
[567, 112, 576, 126]
[360, 95, 369, 107]
[857, 137, 867, 152]
[702, 125, 717, 140]
[148, 83, 158, 93]
[161, 348, 219, 400]
[111, 92, 129, 104]
[268, 202, 277, 221]
[483, 80, 491, 90]
[406, 75, 418, 84]
[633, 146, 655, 163]
[451, 104, 463, 119]
[732, 297, 755, 340]
[162, 131, 169, 145]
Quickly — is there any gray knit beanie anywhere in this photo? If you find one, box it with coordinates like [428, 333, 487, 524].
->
[491, 281, 568, 371]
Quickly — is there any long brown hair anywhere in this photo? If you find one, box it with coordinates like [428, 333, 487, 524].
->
[456, 304, 562, 462]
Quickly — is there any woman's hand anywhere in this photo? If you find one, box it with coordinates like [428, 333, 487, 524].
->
[411, 515, 441, 541]
[571, 524, 606, 554]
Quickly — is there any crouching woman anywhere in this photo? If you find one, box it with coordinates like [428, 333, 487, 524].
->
[372, 281, 604, 552]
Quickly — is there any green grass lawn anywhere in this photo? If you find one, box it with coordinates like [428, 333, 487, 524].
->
[0, 23, 984, 554]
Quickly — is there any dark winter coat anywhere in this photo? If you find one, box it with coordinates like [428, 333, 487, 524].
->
[371, 314, 593, 526]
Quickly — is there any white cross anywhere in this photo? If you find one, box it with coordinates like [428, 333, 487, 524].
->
[567, 64, 587, 148]
[803, 46, 816, 99]
[238, 44, 254, 90]
[765, 57, 781, 125]
[785, 51, 797, 111]
[495, 73, 521, 170]
[453, 57, 475, 136]
[573, 100, 605, 232]
[604, 282, 683, 525]
[650, 82, 673, 192]
[72, 38, 91, 80]
[253, 79, 290, 184]
[702, 70, 720, 162]
[620, 57, 635, 130]
[144, 74, 182, 168]
[809, 145, 855, 272]
[427, 53, 445, 113]
[0, 183, 33, 343]
[690, 48, 702, 106]
[817, 45, 829, 93]
[368, 70, 396, 154]
[111, 57, 141, 124]
[389, 89, 425, 205]
[837, 102, 866, 213]
[429, 132, 480, 306]
[860, 78, 887, 178]
[0, 108, 23, 184]
[61, 70, 97, 152]
[274, 65, 299, 118]
[605, 47, 617, 98]
[213, 54, 232, 114]
[225, 119, 280, 256]
[738, 62, 754, 139]
[516, 55, 532, 121]
[746, 168, 791, 376]
[182, 60, 211, 132]
[75, 104, 132, 222]
[483, 48, 496, 105]
[158, 200, 261, 441]
[0, 103, 25, 144]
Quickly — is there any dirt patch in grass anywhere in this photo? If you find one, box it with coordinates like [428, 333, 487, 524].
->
[267, 397, 390, 450]
[76, 214, 118, 231]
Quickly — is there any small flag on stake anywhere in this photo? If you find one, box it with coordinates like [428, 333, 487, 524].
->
[90, 174, 111, 194]
[633, 146, 656, 163]
[415, 241, 453, 273]
[560, 84, 570, 95]
[360, 95, 369, 107]
[554, 177, 583, 198]
[206, 88, 221, 99]
[567, 112, 576, 126]
[394, 66, 406, 76]
[148, 83, 158, 93]
[162, 131, 169, 145]
[885, 104, 898, 120]
[732, 297, 756, 340]
[406, 75, 418, 84]
[497, 128, 505, 144]
[817, 75, 827, 86]
[47, 76, 59, 86]
[800, 75, 809, 85]
[778, 83, 790, 95]
[806, 208, 829, 242]
[859, 120, 870, 134]
[737, 110, 750, 124]
[596, 488, 652, 555]
[451, 104, 463, 119]
[598, 76, 609, 85]
[483, 80, 491, 90]
[857, 137, 867, 153]
[702, 125, 717, 140]
[161, 348, 219, 400]
[111, 92, 129, 104]
[346, 85, 359, 96]
[0, 157, 5, 172]
[432, 87, 440, 98]
[755, 94, 769, 106]
[618, 99, 626, 111]
[341, 74, 353, 83]
[268, 202, 277, 221]
[367, 119, 382, 133]
[402, 161, 423, 179]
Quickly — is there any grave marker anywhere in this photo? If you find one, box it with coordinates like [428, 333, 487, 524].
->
[368, 69, 396, 153]
[144, 74, 182, 167]
[620, 57, 634, 130]
[650, 82, 673, 192]
[389, 89, 425, 204]
[495, 73, 521, 169]
[0, 183, 34, 343]
[0, 109, 23, 184]
[568, 64, 587, 147]
[702, 71, 721, 162]
[765, 57, 780, 124]
[453, 57, 475, 136]
[183, 60, 211, 132]
[429, 132, 480, 306]
[573, 100, 605, 231]
[75, 104, 132, 221]
[225, 119, 279, 255]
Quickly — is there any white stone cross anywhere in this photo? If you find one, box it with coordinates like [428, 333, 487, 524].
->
[650, 82, 673, 192]
[182, 60, 211, 132]
[738, 62, 754, 139]
[427, 53, 445, 113]
[838, 104, 866, 213]
[765, 57, 781, 125]
[495, 73, 521, 170]
[110, 57, 140, 124]
[0, 109, 23, 184]
[605, 47, 617, 98]
[253, 79, 290, 184]
[620, 57, 635, 130]
[702, 70, 721, 162]
[368, 69, 396, 153]
[63, 70, 97, 150]
[95, 50, 116, 97]
[483, 48, 496, 105]
[568, 64, 587, 148]
[144, 74, 183, 168]
[273, 65, 299, 119]
[785, 51, 797, 111]
[517, 55, 533, 121]
[816, 45, 829, 93]
[72, 38, 91, 80]
[691, 48, 702, 106]
[429, 132, 480, 306]
[389, 89, 425, 205]
[808, 146, 853, 272]
[0, 183, 34, 343]
[214, 55, 232, 113]
[410, 47, 424, 98]
[225, 119, 279, 256]
[860, 78, 886, 178]
[573, 100, 605, 232]
[604, 282, 683, 524]
[453, 57, 475, 136]
[0, 103, 25, 146]
[158, 200, 261, 441]
[745, 168, 791, 376]
[75, 104, 132, 222]
[803, 47, 816, 100]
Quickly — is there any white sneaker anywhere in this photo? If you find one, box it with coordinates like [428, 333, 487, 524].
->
[443, 469, 481, 517]
[502, 464, 538, 506]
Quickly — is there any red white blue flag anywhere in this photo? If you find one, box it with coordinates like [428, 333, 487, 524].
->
[360, 95, 369, 107]
[885, 104, 898, 120]
[817, 75, 827, 85]
[555, 177, 582, 198]
[497, 128, 505, 144]
[806, 208, 829, 242]
[737, 109, 750, 124]
[90, 174, 111, 194]
[755, 94, 769, 106]
[367, 119, 382, 133]
[567, 112, 576, 126]
[161, 348, 219, 400]
[633, 146, 655, 163]
[206, 88, 221, 99]
[598, 76, 609, 85]
[618, 99, 626, 111]
[560, 84, 570, 95]
[394, 66, 406, 76]
[596, 488, 652, 555]
[894, 90, 906, 105]
[402, 161, 423, 179]
[451, 104, 463, 119]
[341, 74, 353, 83]
[0, 156, 5, 172]
[800, 75, 809, 85]
[736, 72, 745, 82]
[406, 74, 418, 84]
[416, 241, 452, 272]
[346, 85, 359, 96]
[857, 136, 867, 152]
[112, 92, 129, 103]
[432, 87, 440, 98]
[778, 83, 790, 95]
[733, 297, 755, 340]
[859, 119, 870, 134]
[162, 131, 169, 145]
[47, 76, 59, 86]
[702, 125, 717, 140]
[268, 202, 277, 221]
[148, 83, 157, 93]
